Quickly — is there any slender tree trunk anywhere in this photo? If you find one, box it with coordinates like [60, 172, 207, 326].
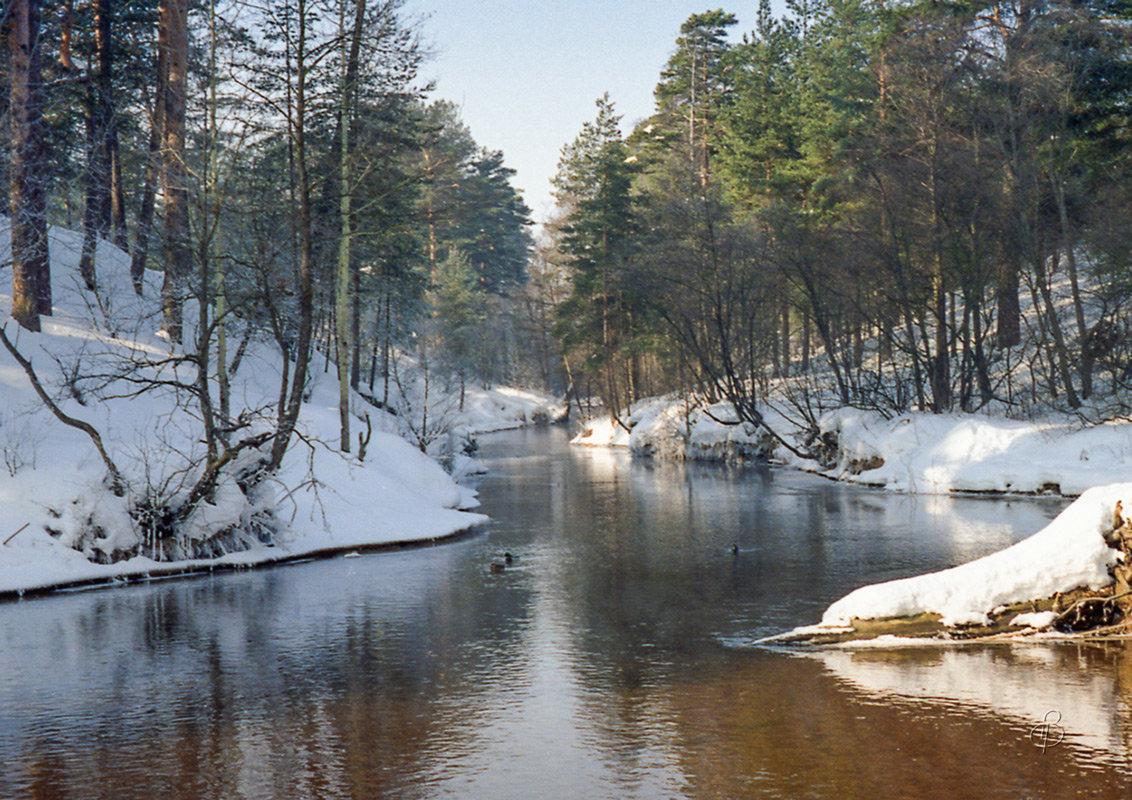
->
[801, 312, 810, 371]
[350, 267, 361, 389]
[928, 137, 950, 412]
[335, 0, 367, 453]
[271, 0, 316, 469]
[100, 0, 129, 255]
[779, 303, 790, 377]
[78, 0, 119, 290]
[204, 0, 230, 429]
[78, 97, 107, 291]
[160, 0, 190, 343]
[1053, 180, 1090, 398]
[132, 73, 164, 294]
[1034, 252, 1081, 408]
[382, 276, 392, 407]
[9, 0, 51, 330]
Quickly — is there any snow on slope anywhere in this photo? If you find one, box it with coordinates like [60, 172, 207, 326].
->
[572, 395, 777, 462]
[0, 223, 562, 596]
[573, 396, 1132, 498]
[457, 385, 567, 434]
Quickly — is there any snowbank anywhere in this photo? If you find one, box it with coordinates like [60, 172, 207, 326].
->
[809, 408, 1132, 496]
[0, 222, 570, 597]
[573, 394, 1132, 498]
[572, 396, 775, 462]
[456, 386, 567, 434]
[816, 483, 1128, 627]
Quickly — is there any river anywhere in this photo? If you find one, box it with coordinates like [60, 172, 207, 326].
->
[1, 426, 1130, 798]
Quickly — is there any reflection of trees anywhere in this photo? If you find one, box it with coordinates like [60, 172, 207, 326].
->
[543, 433, 1130, 798]
[0, 544, 537, 800]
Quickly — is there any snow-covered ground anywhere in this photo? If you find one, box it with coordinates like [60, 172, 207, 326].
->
[574, 398, 1132, 497]
[0, 224, 563, 597]
[575, 394, 1132, 633]
[572, 395, 780, 462]
[799, 407, 1132, 497]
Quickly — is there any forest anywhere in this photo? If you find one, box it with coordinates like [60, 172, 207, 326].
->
[3, 0, 537, 466]
[547, 1, 1132, 439]
[3, 0, 1132, 529]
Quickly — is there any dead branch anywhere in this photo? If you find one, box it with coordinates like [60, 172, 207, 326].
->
[3, 523, 30, 545]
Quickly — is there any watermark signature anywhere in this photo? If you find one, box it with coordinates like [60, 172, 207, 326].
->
[1029, 710, 1065, 753]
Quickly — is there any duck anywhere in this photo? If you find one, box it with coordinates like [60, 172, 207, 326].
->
[489, 552, 515, 573]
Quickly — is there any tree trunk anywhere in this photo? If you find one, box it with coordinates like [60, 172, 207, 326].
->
[270, 0, 316, 470]
[160, 0, 190, 344]
[336, 0, 367, 453]
[1034, 253, 1081, 408]
[8, 0, 51, 330]
[78, 102, 106, 291]
[131, 79, 163, 294]
[101, 0, 129, 255]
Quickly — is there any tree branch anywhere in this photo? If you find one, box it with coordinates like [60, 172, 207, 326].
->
[0, 325, 125, 493]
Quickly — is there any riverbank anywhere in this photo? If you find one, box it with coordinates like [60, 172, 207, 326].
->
[0, 224, 565, 601]
[0, 408, 495, 601]
[760, 482, 1132, 645]
[573, 396, 1132, 498]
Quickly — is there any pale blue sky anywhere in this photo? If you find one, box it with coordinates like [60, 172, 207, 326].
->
[401, 2, 782, 224]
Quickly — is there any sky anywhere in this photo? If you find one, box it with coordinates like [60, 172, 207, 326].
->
[400, 1, 779, 226]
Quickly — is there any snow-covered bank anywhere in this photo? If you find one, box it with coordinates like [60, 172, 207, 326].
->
[456, 386, 568, 434]
[573, 395, 1132, 498]
[572, 395, 778, 462]
[805, 408, 1132, 497]
[816, 483, 1127, 628]
[0, 223, 567, 599]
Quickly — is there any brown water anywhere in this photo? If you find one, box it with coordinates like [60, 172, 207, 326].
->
[1, 426, 1130, 799]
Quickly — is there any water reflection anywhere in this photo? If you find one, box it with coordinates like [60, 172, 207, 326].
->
[810, 642, 1132, 760]
[0, 427, 1125, 799]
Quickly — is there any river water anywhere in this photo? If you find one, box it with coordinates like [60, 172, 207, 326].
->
[2, 426, 1131, 798]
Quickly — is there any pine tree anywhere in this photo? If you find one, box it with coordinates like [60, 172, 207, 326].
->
[159, 0, 190, 344]
[655, 10, 738, 186]
[553, 97, 640, 416]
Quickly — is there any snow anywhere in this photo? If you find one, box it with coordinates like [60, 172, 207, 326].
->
[573, 397, 1132, 497]
[457, 385, 568, 434]
[806, 408, 1132, 496]
[1008, 610, 1058, 629]
[572, 395, 775, 462]
[0, 221, 562, 597]
[818, 483, 1126, 627]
